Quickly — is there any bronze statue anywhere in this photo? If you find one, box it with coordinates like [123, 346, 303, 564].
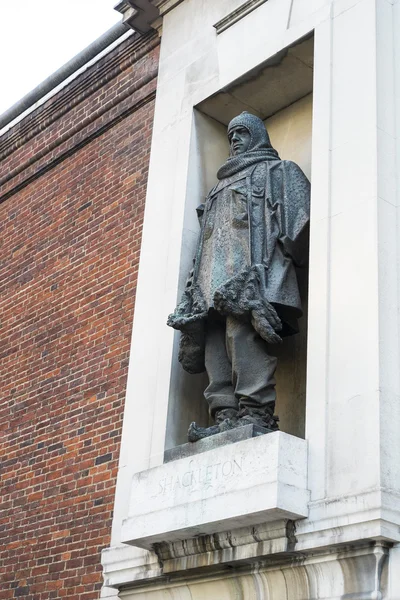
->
[168, 112, 310, 442]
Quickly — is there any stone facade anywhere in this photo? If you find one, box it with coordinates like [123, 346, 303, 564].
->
[103, 0, 400, 598]
[0, 32, 159, 600]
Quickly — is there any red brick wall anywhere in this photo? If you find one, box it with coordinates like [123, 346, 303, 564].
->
[0, 32, 159, 600]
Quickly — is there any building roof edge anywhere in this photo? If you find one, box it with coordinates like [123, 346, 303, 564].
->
[0, 22, 131, 136]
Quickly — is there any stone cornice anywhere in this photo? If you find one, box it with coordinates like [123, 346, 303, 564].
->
[115, 0, 185, 35]
[116, 0, 271, 36]
[102, 537, 390, 590]
[214, 0, 269, 34]
[151, 0, 185, 16]
[115, 0, 160, 33]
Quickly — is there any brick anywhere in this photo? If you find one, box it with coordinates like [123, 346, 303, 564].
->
[0, 30, 159, 600]
[94, 453, 112, 466]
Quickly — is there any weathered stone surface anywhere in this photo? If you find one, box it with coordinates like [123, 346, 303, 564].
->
[164, 423, 270, 462]
[106, 543, 390, 599]
[122, 432, 308, 549]
[153, 518, 296, 568]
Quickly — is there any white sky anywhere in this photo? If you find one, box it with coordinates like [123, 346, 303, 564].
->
[0, 1, 121, 115]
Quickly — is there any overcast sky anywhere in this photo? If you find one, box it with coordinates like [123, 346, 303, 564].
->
[0, 1, 120, 115]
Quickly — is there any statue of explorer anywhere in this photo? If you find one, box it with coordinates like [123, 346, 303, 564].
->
[168, 112, 310, 442]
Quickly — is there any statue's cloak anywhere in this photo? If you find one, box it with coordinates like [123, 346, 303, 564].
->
[168, 114, 310, 374]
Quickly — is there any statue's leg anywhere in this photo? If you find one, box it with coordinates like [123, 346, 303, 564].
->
[225, 315, 279, 430]
[203, 315, 238, 419]
[188, 315, 239, 442]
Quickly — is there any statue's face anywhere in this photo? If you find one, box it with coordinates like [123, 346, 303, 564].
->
[228, 126, 251, 155]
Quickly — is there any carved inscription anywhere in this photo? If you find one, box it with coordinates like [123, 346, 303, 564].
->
[157, 456, 244, 496]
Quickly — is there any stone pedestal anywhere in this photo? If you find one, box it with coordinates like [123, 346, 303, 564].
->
[122, 432, 308, 549]
[163, 423, 270, 462]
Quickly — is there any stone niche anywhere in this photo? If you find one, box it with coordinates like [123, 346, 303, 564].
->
[120, 32, 313, 569]
[165, 35, 314, 450]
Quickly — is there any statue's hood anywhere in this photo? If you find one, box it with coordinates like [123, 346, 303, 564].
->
[227, 111, 274, 153]
[217, 112, 280, 179]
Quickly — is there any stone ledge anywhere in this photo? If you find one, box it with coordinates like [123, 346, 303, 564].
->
[164, 423, 270, 462]
[104, 542, 390, 595]
[103, 522, 396, 589]
[115, 1, 160, 34]
[101, 545, 161, 589]
[154, 518, 297, 574]
[114, 0, 185, 34]
[121, 432, 309, 550]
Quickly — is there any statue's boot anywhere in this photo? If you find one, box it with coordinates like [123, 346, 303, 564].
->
[187, 409, 239, 443]
[187, 407, 279, 442]
[236, 406, 279, 431]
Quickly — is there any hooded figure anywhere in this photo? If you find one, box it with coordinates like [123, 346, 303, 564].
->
[168, 112, 310, 441]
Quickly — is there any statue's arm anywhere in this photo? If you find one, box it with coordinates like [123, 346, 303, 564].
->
[279, 161, 310, 267]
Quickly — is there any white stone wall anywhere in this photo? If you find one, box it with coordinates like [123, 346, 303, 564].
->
[266, 94, 312, 180]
